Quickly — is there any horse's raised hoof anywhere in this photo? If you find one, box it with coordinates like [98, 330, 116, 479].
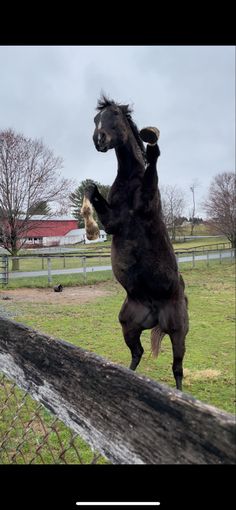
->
[140, 127, 160, 145]
[84, 183, 98, 201]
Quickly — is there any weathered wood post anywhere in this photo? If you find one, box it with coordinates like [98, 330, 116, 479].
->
[0, 317, 235, 465]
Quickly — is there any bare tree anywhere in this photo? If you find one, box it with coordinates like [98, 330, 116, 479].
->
[0, 129, 73, 268]
[189, 180, 200, 236]
[161, 184, 186, 240]
[203, 171, 236, 248]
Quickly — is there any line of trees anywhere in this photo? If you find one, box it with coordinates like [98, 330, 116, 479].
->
[203, 171, 235, 248]
[69, 175, 235, 246]
[161, 172, 235, 246]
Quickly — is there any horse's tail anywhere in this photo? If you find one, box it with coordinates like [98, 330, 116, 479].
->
[150, 326, 165, 358]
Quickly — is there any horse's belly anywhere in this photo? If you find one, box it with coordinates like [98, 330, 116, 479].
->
[111, 244, 177, 300]
[111, 254, 130, 284]
[111, 249, 151, 296]
[111, 248, 137, 287]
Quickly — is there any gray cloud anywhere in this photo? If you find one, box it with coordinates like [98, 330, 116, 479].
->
[0, 45, 234, 216]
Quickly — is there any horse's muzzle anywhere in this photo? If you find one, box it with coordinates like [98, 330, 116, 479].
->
[93, 131, 110, 152]
[94, 138, 109, 152]
[96, 144, 108, 152]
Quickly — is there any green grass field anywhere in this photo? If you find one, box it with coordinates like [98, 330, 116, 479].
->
[5, 270, 114, 289]
[1, 261, 235, 464]
[2, 261, 235, 414]
[8, 254, 111, 272]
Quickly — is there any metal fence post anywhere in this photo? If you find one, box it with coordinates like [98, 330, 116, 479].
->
[47, 257, 52, 285]
[207, 250, 209, 267]
[219, 250, 222, 264]
[82, 256, 87, 284]
[192, 252, 195, 268]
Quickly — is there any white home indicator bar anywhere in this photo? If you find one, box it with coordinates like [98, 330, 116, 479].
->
[76, 504, 160, 507]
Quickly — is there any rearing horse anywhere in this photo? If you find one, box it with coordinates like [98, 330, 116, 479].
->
[82, 96, 189, 390]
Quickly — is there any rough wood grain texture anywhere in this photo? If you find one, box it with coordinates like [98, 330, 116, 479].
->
[0, 316, 235, 464]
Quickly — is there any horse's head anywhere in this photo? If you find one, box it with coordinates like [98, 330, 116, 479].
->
[93, 99, 130, 153]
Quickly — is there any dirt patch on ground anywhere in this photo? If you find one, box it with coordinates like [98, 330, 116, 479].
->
[0, 284, 113, 305]
[184, 368, 221, 382]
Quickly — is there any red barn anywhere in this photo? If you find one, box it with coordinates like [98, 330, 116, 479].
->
[22, 216, 78, 247]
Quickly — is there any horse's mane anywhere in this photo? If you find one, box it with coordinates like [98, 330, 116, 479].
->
[97, 95, 146, 161]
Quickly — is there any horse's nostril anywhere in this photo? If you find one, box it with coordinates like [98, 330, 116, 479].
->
[100, 133, 106, 144]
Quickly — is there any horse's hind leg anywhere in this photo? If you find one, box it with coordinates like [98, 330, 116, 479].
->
[119, 297, 156, 371]
[122, 324, 144, 370]
[169, 330, 186, 391]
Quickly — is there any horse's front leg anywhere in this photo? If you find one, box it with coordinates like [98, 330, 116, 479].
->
[142, 143, 160, 194]
[83, 183, 120, 234]
[81, 194, 100, 240]
[133, 143, 161, 213]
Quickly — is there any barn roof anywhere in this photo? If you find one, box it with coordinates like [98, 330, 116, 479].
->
[23, 218, 78, 238]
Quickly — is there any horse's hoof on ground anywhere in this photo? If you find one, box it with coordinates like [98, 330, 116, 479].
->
[140, 127, 160, 144]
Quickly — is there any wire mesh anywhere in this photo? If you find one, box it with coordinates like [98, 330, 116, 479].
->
[0, 372, 107, 464]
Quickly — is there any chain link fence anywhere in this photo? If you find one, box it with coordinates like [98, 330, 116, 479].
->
[0, 372, 106, 464]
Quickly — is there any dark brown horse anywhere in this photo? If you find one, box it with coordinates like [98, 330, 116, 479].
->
[83, 96, 189, 390]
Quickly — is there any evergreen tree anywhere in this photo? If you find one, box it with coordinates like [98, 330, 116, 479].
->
[70, 180, 110, 229]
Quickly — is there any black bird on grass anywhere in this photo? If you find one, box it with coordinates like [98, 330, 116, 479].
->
[54, 284, 63, 292]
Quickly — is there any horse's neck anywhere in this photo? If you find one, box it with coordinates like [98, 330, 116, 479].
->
[115, 137, 145, 178]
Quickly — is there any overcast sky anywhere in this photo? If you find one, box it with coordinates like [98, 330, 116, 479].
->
[0, 45, 235, 217]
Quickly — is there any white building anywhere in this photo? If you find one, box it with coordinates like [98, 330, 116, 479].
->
[61, 228, 107, 245]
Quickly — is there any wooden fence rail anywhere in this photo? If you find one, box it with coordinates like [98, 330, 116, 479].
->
[0, 316, 235, 464]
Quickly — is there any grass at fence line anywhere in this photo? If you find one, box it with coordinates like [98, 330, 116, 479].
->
[178, 254, 234, 272]
[70, 240, 112, 251]
[7, 236, 229, 272]
[8, 245, 230, 273]
[5, 251, 233, 289]
[1, 261, 235, 415]
[173, 236, 228, 251]
[5, 270, 114, 289]
[8, 255, 111, 272]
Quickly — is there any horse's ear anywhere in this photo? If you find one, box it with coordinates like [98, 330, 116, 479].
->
[120, 104, 133, 117]
[120, 104, 130, 114]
